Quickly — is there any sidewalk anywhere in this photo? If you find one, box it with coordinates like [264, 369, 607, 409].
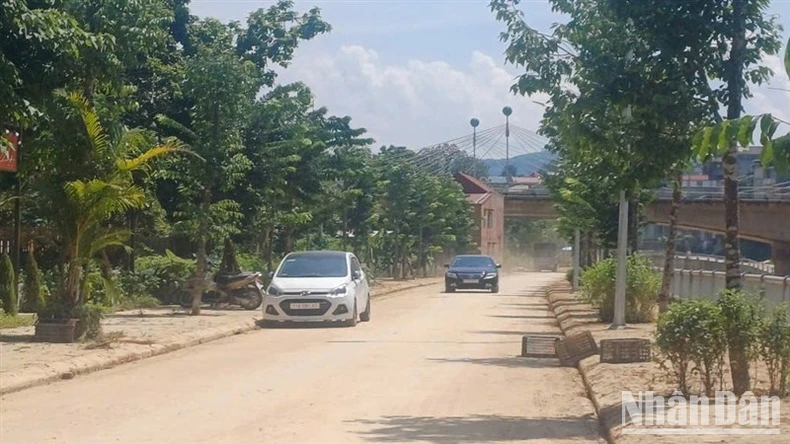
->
[0, 276, 441, 395]
[544, 281, 790, 444]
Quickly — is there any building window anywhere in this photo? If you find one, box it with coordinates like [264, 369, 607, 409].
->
[486, 210, 494, 229]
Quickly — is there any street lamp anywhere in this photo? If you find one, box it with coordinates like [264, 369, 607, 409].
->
[502, 106, 512, 175]
[612, 48, 635, 329]
[470, 118, 480, 159]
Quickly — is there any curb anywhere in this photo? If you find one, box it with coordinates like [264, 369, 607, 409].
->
[0, 278, 441, 397]
[544, 281, 617, 444]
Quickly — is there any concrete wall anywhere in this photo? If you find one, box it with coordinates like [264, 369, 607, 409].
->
[471, 194, 505, 265]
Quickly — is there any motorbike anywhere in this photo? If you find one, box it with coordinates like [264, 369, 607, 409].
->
[175, 262, 264, 310]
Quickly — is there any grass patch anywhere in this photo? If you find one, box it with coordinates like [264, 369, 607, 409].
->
[0, 313, 37, 329]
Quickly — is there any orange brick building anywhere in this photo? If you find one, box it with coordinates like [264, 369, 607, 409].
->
[454, 173, 505, 264]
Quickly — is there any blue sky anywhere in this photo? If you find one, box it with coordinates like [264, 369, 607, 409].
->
[190, 0, 790, 155]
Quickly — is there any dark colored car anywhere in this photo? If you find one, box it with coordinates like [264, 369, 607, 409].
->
[444, 255, 501, 293]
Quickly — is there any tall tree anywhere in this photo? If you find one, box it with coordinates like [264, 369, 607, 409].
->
[606, 0, 782, 291]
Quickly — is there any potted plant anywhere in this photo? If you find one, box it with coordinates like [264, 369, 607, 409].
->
[32, 92, 182, 342]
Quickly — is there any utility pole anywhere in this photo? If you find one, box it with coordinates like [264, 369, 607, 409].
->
[502, 106, 512, 176]
[612, 190, 628, 328]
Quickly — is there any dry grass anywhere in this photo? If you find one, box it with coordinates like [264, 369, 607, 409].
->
[0, 313, 36, 329]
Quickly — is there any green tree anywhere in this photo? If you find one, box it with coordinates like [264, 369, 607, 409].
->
[607, 1, 783, 293]
[21, 250, 48, 313]
[56, 92, 181, 309]
[608, 0, 783, 396]
[0, 253, 17, 315]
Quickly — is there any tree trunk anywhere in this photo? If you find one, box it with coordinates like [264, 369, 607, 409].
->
[723, 0, 745, 291]
[583, 232, 594, 268]
[628, 197, 639, 254]
[658, 172, 682, 313]
[128, 210, 137, 273]
[190, 188, 211, 316]
[725, 0, 749, 397]
[100, 249, 113, 280]
[219, 238, 240, 274]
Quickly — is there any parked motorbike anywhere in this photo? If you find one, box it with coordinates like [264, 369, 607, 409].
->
[175, 264, 264, 310]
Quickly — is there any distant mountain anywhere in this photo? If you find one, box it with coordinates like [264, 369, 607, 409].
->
[481, 152, 556, 177]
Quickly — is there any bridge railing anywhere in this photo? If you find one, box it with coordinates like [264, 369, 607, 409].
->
[667, 269, 790, 313]
[642, 251, 775, 275]
[504, 183, 790, 202]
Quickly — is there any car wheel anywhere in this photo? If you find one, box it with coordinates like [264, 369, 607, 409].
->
[445, 287, 455, 293]
[359, 296, 371, 322]
[491, 286, 499, 294]
[345, 302, 358, 327]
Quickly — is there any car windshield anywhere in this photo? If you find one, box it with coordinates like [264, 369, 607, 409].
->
[276, 254, 348, 278]
[451, 256, 496, 269]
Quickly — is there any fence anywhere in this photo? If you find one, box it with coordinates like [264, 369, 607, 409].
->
[643, 251, 775, 275]
[668, 269, 790, 312]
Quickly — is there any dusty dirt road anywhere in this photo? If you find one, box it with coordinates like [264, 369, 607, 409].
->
[0, 273, 603, 444]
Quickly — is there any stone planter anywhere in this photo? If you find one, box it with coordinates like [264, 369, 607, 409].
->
[34, 319, 80, 343]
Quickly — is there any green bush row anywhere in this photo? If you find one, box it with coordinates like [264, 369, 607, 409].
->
[655, 290, 790, 397]
[579, 254, 660, 323]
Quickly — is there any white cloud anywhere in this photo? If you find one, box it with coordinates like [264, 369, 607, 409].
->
[275, 45, 551, 151]
[745, 52, 790, 127]
[275, 44, 790, 154]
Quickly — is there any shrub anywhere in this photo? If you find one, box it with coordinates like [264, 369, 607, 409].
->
[655, 300, 699, 394]
[758, 305, 790, 396]
[686, 302, 728, 397]
[135, 250, 196, 302]
[237, 252, 265, 273]
[579, 254, 659, 323]
[566, 268, 574, 284]
[0, 253, 18, 315]
[21, 250, 48, 313]
[718, 289, 764, 396]
[655, 299, 726, 395]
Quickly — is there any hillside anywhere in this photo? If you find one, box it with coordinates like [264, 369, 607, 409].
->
[481, 152, 556, 176]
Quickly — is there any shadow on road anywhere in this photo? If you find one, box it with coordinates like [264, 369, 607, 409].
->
[488, 314, 556, 320]
[327, 340, 522, 345]
[426, 356, 561, 369]
[348, 414, 599, 443]
[469, 330, 557, 336]
[0, 333, 35, 343]
[494, 302, 549, 308]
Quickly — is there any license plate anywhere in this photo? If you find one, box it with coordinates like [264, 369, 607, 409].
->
[290, 303, 320, 310]
[463, 279, 478, 284]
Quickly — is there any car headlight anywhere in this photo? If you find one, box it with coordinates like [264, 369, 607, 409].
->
[445, 271, 457, 278]
[483, 273, 497, 279]
[267, 285, 283, 296]
[328, 284, 348, 296]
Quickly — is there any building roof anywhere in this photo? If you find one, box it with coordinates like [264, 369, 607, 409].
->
[455, 172, 495, 194]
[465, 193, 491, 205]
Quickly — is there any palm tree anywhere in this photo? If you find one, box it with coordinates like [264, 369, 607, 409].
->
[56, 92, 184, 307]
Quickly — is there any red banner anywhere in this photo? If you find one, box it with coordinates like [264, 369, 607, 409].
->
[0, 130, 19, 173]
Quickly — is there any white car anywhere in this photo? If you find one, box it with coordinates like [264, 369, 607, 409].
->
[262, 250, 371, 326]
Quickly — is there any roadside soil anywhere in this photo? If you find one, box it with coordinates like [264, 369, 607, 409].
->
[548, 282, 789, 444]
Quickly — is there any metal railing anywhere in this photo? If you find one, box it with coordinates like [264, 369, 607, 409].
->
[643, 251, 775, 275]
[504, 183, 790, 202]
[668, 269, 790, 312]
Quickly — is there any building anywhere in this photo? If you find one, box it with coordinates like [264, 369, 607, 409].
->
[454, 172, 505, 264]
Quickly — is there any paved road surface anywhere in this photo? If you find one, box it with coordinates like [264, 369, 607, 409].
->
[0, 273, 602, 444]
